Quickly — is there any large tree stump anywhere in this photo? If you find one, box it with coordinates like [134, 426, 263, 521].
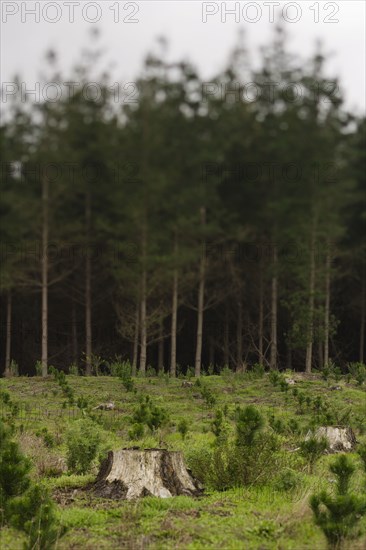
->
[93, 448, 203, 500]
[306, 426, 356, 453]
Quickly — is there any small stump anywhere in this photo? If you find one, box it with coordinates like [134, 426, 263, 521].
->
[94, 448, 203, 500]
[306, 426, 356, 453]
[182, 381, 194, 388]
[94, 402, 115, 411]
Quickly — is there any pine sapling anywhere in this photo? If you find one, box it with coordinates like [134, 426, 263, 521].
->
[310, 454, 366, 549]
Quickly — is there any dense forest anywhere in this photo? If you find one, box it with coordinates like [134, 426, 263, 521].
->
[1, 29, 365, 377]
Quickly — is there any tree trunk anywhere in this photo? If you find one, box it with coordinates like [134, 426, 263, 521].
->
[360, 265, 365, 363]
[270, 244, 278, 370]
[208, 335, 214, 367]
[132, 301, 139, 377]
[85, 189, 92, 376]
[236, 297, 243, 372]
[158, 314, 164, 373]
[194, 207, 206, 377]
[318, 341, 323, 370]
[224, 302, 229, 367]
[170, 234, 178, 378]
[305, 224, 316, 374]
[258, 256, 264, 366]
[71, 297, 78, 365]
[140, 227, 147, 376]
[323, 242, 331, 366]
[41, 176, 49, 377]
[4, 291, 12, 377]
[94, 448, 203, 500]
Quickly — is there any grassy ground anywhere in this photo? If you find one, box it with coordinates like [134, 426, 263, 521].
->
[1, 371, 365, 549]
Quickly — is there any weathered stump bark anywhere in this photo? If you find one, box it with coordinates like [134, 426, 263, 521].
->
[306, 426, 356, 453]
[94, 448, 203, 499]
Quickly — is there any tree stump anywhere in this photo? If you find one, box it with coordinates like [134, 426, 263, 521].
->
[306, 426, 356, 453]
[93, 402, 115, 411]
[93, 448, 203, 500]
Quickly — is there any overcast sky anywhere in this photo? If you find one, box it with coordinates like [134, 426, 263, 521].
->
[1, 1, 365, 114]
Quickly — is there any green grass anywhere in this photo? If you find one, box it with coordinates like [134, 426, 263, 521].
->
[1, 372, 366, 549]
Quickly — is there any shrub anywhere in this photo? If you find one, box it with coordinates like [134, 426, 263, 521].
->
[273, 468, 302, 492]
[246, 519, 283, 540]
[200, 384, 216, 408]
[9, 483, 63, 550]
[348, 362, 366, 386]
[189, 406, 281, 490]
[300, 436, 328, 473]
[147, 403, 169, 431]
[119, 361, 135, 392]
[310, 454, 366, 549]
[0, 420, 31, 518]
[211, 409, 225, 439]
[186, 366, 195, 379]
[0, 419, 63, 548]
[177, 419, 189, 440]
[66, 418, 101, 474]
[0, 389, 11, 404]
[107, 355, 124, 377]
[236, 405, 264, 447]
[76, 396, 89, 410]
[50, 368, 75, 405]
[269, 414, 286, 434]
[88, 353, 103, 376]
[132, 396, 169, 432]
[146, 365, 156, 377]
[18, 432, 66, 478]
[269, 370, 281, 386]
[357, 442, 366, 473]
[251, 363, 265, 378]
[128, 423, 144, 440]
[207, 364, 215, 376]
[35, 361, 43, 376]
[35, 427, 55, 448]
[9, 359, 19, 377]
[288, 418, 300, 435]
[68, 363, 79, 376]
[186, 445, 212, 485]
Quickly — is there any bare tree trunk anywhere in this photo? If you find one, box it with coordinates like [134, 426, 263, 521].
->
[4, 291, 12, 377]
[41, 176, 49, 377]
[270, 244, 278, 370]
[85, 190, 92, 376]
[132, 301, 139, 376]
[318, 341, 323, 370]
[194, 207, 206, 377]
[71, 298, 78, 365]
[305, 224, 316, 374]
[323, 242, 331, 366]
[209, 335, 214, 367]
[224, 302, 229, 367]
[170, 234, 178, 377]
[360, 265, 365, 363]
[140, 227, 147, 376]
[158, 314, 164, 373]
[259, 255, 264, 366]
[236, 297, 243, 372]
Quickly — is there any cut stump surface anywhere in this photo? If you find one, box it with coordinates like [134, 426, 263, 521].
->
[93, 448, 203, 500]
